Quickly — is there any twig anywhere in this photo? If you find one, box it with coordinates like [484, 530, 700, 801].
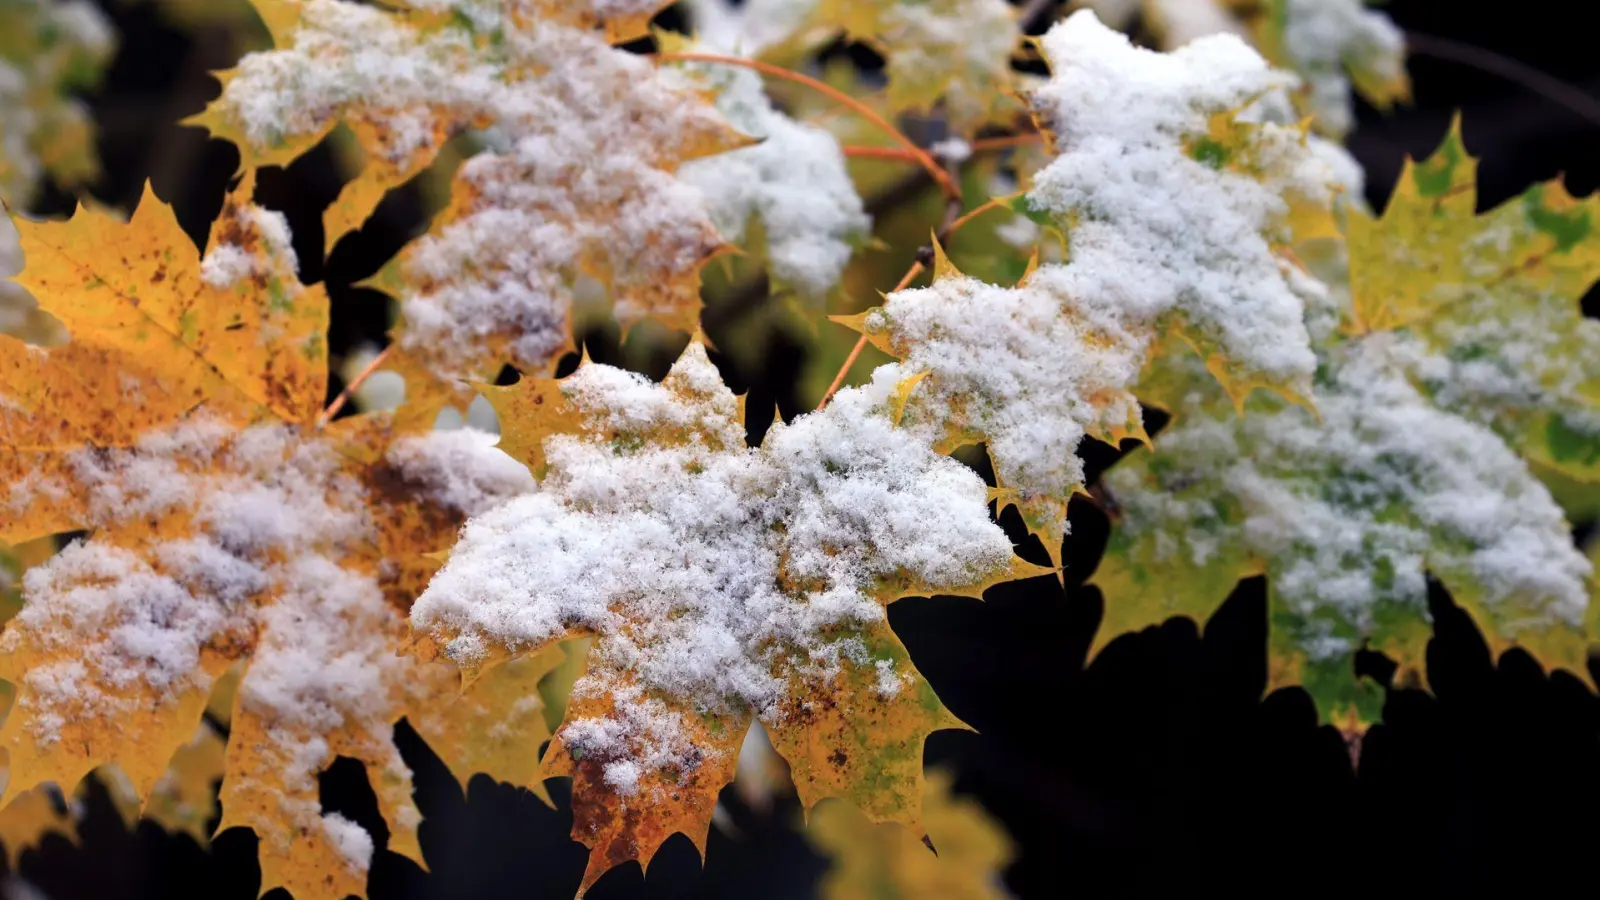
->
[817, 157, 969, 410]
[945, 195, 1011, 236]
[318, 344, 393, 427]
[1405, 32, 1600, 129]
[842, 145, 925, 161]
[656, 52, 961, 200]
[969, 133, 1044, 152]
[1017, 0, 1064, 33]
[816, 262, 926, 410]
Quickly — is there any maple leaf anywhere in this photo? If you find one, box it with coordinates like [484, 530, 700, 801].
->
[0, 0, 115, 207]
[1247, 0, 1409, 139]
[1348, 122, 1600, 490]
[0, 782, 72, 868]
[0, 180, 548, 898]
[667, 38, 873, 303]
[410, 342, 1043, 893]
[192, 0, 751, 427]
[836, 11, 1338, 564]
[116, 720, 228, 845]
[815, 0, 1023, 135]
[808, 769, 1013, 900]
[1095, 334, 1594, 725]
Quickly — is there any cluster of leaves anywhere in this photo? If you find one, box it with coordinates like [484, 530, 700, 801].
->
[0, 0, 1593, 898]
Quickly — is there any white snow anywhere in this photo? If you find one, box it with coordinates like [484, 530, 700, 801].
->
[213, 0, 736, 382]
[387, 428, 534, 515]
[876, 0, 1021, 130]
[1106, 339, 1592, 659]
[685, 0, 821, 56]
[321, 812, 375, 871]
[1026, 10, 1332, 395]
[676, 57, 871, 298]
[853, 13, 1336, 521]
[1277, 0, 1406, 138]
[411, 345, 1016, 794]
[199, 206, 299, 291]
[869, 272, 1145, 506]
[1145, 0, 1245, 48]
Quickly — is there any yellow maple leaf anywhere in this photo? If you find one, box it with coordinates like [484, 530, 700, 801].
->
[833, 13, 1338, 566]
[0, 783, 73, 869]
[410, 342, 1043, 894]
[191, 0, 752, 430]
[1349, 121, 1600, 489]
[815, 0, 1024, 135]
[0, 178, 542, 898]
[808, 769, 1013, 900]
[143, 721, 228, 844]
[0, 0, 114, 206]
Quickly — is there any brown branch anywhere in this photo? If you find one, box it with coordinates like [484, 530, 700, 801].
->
[1405, 32, 1600, 129]
[842, 145, 924, 161]
[318, 344, 393, 427]
[816, 262, 926, 410]
[1017, 0, 1065, 34]
[655, 52, 961, 200]
[817, 156, 973, 411]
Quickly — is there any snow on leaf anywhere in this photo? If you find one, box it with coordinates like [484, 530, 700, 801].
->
[1249, 0, 1409, 139]
[194, 0, 751, 426]
[816, 0, 1023, 134]
[0, 0, 115, 206]
[215, 557, 422, 897]
[671, 41, 872, 301]
[410, 342, 1038, 893]
[836, 268, 1147, 566]
[1026, 10, 1333, 407]
[1097, 341, 1593, 725]
[1349, 122, 1600, 489]
[1, 176, 327, 544]
[835, 12, 1336, 564]
[0, 185, 538, 897]
[808, 769, 1013, 900]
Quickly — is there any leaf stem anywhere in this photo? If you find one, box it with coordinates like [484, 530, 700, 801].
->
[842, 145, 925, 161]
[318, 344, 394, 427]
[816, 262, 925, 410]
[945, 195, 1012, 234]
[968, 133, 1044, 152]
[841, 132, 1043, 162]
[656, 51, 961, 201]
[817, 151, 981, 411]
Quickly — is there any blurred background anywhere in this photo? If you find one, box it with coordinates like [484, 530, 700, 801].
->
[4, 0, 1600, 897]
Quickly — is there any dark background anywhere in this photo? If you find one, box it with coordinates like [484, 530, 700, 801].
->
[6, 1, 1600, 897]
